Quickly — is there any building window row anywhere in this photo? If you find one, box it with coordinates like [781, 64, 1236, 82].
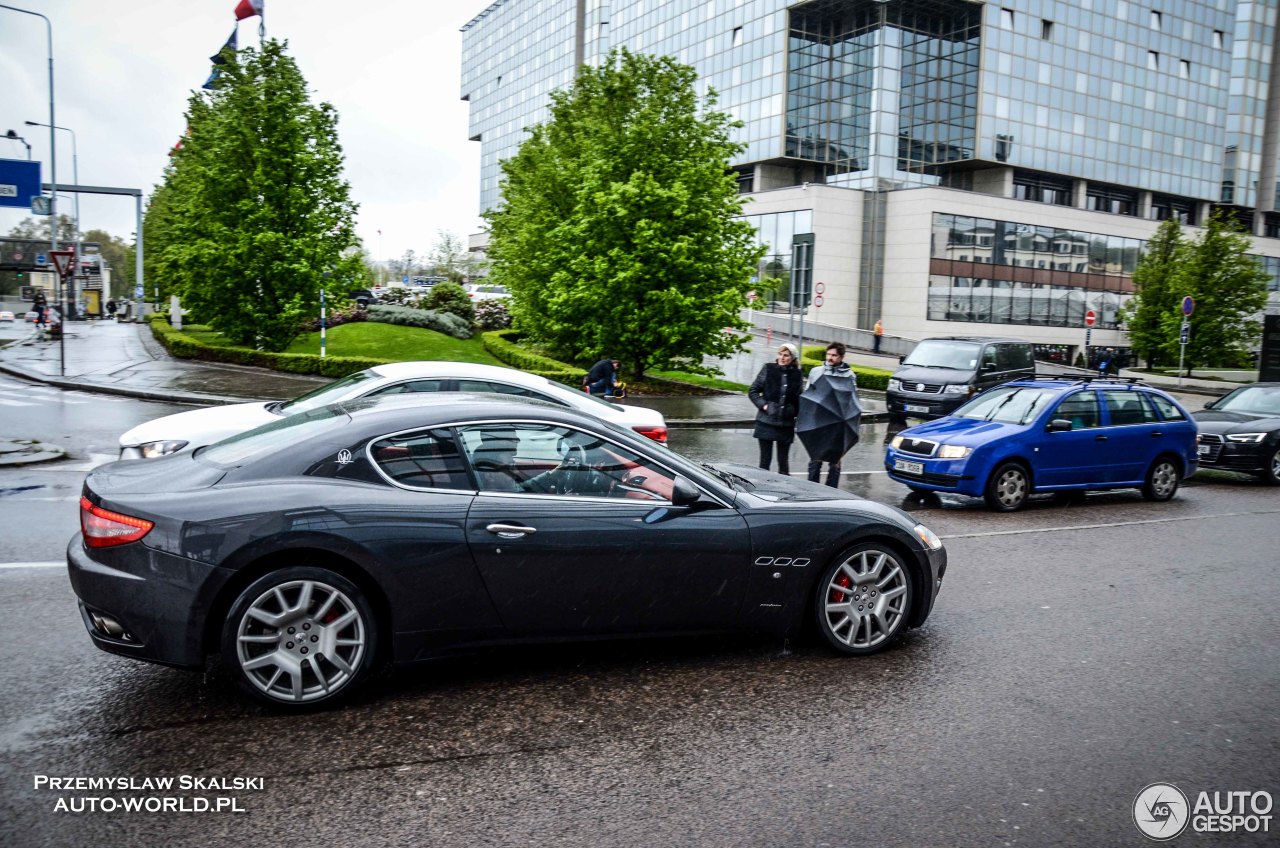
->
[927, 277, 1127, 329]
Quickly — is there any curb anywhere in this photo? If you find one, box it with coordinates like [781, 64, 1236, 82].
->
[0, 438, 67, 467]
[0, 360, 255, 407]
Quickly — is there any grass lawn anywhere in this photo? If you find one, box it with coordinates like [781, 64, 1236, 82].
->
[285, 322, 504, 365]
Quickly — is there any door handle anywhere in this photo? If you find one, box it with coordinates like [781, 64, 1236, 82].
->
[1095, 435, 1108, 441]
[486, 523, 537, 538]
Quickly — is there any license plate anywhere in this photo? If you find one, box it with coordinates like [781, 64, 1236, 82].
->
[904, 404, 930, 414]
[1197, 444, 1211, 455]
[894, 459, 924, 475]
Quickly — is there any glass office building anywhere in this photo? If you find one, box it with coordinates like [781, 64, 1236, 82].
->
[462, 0, 1280, 354]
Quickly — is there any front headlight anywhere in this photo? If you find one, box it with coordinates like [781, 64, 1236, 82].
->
[913, 523, 943, 551]
[941, 384, 969, 395]
[1226, 433, 1267, 443]
[139, 439, 189, 458]
[887, 378, 902, 392]
[937, 444, 972, 459]
[891, 435, 904, 449]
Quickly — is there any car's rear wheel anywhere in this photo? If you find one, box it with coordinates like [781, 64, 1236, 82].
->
[984, 462, 1030, 511]
[1141, 456, 1180, 501]
[221, 567, 378, 709]
[814, 543, 914, 656]
[1259, 445, 1280, 486]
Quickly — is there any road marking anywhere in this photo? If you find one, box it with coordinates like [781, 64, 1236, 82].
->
[0, 561, 64, 570]
[940, 509, 1280, 540]
[0, 398, 36, 407]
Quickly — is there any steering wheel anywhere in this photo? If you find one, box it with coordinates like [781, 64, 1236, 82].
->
[558, 440, 588, 470]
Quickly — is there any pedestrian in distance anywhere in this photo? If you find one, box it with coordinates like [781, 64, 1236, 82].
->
[873, 318, 884, 354]
[1098, 348, 1114, 377]
[584, 358, 621, 398]
[106, 299, 117, 321]
[748, 343, 803, 475]
[803, 341, 861, 487]
[32, 290, 47, 329]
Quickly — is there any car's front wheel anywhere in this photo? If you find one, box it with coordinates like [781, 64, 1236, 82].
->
[221, 567, 378, 709]
[814, 543, 914, 656]
[984, 462, 1030, 511]
[1141, 456, 1181, 501]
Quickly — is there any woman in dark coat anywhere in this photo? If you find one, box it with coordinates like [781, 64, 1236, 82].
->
[748, 343, 803, 474]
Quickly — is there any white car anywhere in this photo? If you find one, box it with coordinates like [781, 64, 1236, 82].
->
[0, 310, 14, 322]
[118, 361, 668, 459]
[466, 283, 510, 301]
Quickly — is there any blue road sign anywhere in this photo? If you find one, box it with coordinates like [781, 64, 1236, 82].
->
[0, 158, 41, 210]
[35, 253, 46, 266]
[403, 276, 409, 284]
[134, 284, 144, 300]
[1182, 296, 1195, 316]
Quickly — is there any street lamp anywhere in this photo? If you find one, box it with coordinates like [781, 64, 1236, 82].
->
[0, 2, 62, 373]
[26, 120, 81, 318]
[4, 129, 32, 160]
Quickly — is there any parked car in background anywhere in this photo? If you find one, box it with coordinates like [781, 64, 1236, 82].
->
[1191, 383, 1280, 484]
[886, 337, 1036, 420]
[0, 310, 14, 323]
[76, 393, 947, 708]
[885, 377, 1199, 511]
[25, 310, 39, 322]
[118, 361, 669, 459]
[466, 283, 510, 301]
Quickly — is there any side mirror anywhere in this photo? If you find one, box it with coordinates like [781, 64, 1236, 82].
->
[1047, 418, 1073, 432]
[1203, 399, 1216, 409]
[671, 475, 702, 506]
[898, 355, 906, 364]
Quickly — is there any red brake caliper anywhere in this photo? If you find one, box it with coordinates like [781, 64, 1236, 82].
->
[831, 574, 853, 603]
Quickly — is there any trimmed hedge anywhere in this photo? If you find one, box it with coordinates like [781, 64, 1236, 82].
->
[149, 314, 391, 378]
[366, 304, 472, 339]
[801, 344, 892, 391]
[481, 329, 586, 387]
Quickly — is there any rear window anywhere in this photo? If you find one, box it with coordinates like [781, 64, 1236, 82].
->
[198, 406, 348, 468]
[1147, 393, 1186, 421]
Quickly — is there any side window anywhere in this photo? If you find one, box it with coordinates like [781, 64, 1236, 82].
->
[368, 379, 447, 396]
[1102, 391, 1155, 425]
[1053, 391, 1100, 428]
[982, 346, 999, 369]
[370, 428, 471, 490]
[995, 344, 1034, 370]
[457, 379, 538, 399]
[457, 423, 675, 500]
[1147, 393, 1186, 421]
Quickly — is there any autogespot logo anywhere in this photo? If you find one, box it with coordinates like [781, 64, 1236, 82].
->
[1134, 783, 1190, 841]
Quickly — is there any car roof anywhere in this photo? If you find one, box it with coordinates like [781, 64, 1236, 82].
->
[1003, 376, 1165, 393]
[917, 336, 1030, 344]
[369, 361, 555, 388]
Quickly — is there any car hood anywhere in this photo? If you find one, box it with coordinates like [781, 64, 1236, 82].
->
[714, 462, 867, 503]
[1192, 409, 1280, 435]
[87, 454, 227, 496]
[118, 401, 279, 450]
[898, 415, 1024, 446]
[893, 365, 974, 385]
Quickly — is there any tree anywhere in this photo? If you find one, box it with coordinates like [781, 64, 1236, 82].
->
[1122, 218, 1184, 369]
[1168, 210, 1269, 374]
[388, 249, 420, 281]
[484, 48, 765, 378]
[426, 230, 472, 282]
[144, 39, 361, 350]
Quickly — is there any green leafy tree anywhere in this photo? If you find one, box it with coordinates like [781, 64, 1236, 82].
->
[1167, 210, 1269, 374]
[1122, 218, 1185, 369]
[426, 230, 472, 282]
[484, 48, 765, 378]
[144, 39, 360, 349]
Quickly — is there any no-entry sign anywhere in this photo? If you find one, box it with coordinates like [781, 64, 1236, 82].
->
[1084, 310, 1097, 327]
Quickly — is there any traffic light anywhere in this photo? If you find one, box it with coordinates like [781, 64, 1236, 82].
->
[15, 270, 23, 279]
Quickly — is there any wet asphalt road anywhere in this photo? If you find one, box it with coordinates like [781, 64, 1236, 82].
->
[1, 386, 1278, 847]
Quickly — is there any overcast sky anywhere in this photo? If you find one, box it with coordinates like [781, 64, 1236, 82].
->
[1, 0, 488, 264]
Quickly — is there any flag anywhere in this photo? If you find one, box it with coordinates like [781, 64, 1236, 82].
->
[210, 29, 238, 65]
[234, 0, 264, 20]
[202, 67, 222, 90]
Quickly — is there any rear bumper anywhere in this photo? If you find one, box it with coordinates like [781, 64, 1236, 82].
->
[67, 535, 230, 669]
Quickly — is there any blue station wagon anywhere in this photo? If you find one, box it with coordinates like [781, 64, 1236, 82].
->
[884, 377, 1199, 511]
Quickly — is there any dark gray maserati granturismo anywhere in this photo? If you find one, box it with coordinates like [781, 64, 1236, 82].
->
[71, 394, 947, 709]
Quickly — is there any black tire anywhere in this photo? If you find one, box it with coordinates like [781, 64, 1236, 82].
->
[813, 542, 914, 656]
[984, 461, 1030, 512]
[221, 566, 378, 709]
[1259, 445, 1280, 486]
[1140, 456, 1181, 501]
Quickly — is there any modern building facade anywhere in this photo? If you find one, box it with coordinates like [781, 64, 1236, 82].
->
[461, 0, 1280, 360]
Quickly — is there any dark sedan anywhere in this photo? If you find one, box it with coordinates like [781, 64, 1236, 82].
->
[1192, 383, 1280, 484]
[70, 395, 947, 709]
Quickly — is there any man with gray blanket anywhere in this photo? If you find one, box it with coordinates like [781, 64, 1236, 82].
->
[798, 341, 862, 487]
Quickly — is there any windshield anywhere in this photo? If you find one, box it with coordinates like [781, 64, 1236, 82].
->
[1217, 386, 1280, 415]
[277, 368, 380, 414]
[954, 385, 1057, 425]
[198, 405, 350, 469]
[902, 340, 982, 370]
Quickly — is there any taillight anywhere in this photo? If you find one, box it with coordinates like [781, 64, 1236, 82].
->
[80, 497, 154, 548]
[632, 424, 668, 444]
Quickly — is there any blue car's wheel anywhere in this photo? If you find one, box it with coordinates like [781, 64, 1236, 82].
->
[984, 462, 1030, 511]
[1141, 457, 1180, 501]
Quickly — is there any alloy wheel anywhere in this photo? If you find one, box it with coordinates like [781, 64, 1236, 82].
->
[820, 548, 911, 653]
